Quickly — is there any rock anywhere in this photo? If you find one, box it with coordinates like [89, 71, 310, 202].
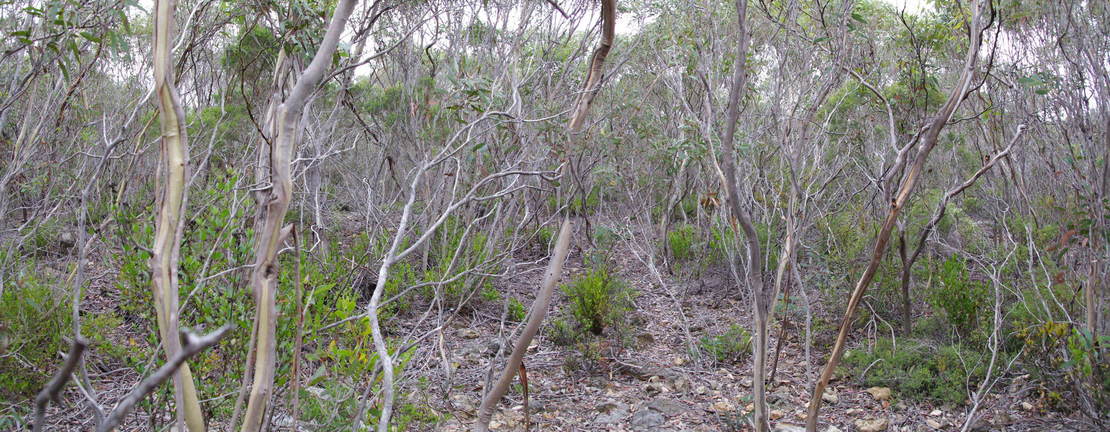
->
[455, 328, 480, 339]
[631, 408, 665, 431]
[644, 382, 667, 395]
[648, 398, 688, 417]
[855, 417, 889, 432]
[866, 386, 893, 401]
[59, 231, 76, 249]
[450, 393, 479, 414]
[822, 390, 839, 404]
[672, 356, 687, 366]
[846, 408, 862, 415]
[768, 390, 790, 404]
[1020, 401, 1035, 411]
[826, 426, 843, 432]
[740, 377, 753, 387]
[770, 409, 785, 420]
[926, 419, 943, 429]
[710, 399, 735, 413]
[929, 409, 943, 417]
[672, 376, 691, 392]
[774, 424, 806, 432]
[695, 385, 709, 395]
[594, 401, 628, 425]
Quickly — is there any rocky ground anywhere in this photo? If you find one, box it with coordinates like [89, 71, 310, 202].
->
[406, 237, 1081, 432]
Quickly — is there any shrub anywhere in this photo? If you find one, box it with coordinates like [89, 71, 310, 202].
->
[698, 324, 752, 365]
[549, 265, 638, 371]
[0, 272, 71, 399]
[842, 338, 987, 405]
[928, 255, 987, 336]
[562, 266, 634, 336]
[667, 224, 698, 262]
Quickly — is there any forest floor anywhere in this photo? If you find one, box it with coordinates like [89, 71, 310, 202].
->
[28, 222, 1088, 431]
[419, 228, 1082, 432]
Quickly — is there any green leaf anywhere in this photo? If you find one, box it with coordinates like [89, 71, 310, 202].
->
[852, 12, 868, 24]
[80, 32, 101, 44]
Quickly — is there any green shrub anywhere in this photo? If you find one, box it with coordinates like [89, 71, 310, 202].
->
[0, 272, 71, 399]
[928, 255, 987, 336]
[507, 297, 527, 322]
[698, 324, 752, 364]
[549, 265, 638, 371]
[843, 338, 987, 405]
[562, 266, 634, 335]
[667, 224, 698, 262]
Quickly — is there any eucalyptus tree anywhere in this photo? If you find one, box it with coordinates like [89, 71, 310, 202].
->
[150, 0, 206, 430]
[805, 1, 993, 429]
[476, 0, 616, 430]
[240, 0, 361, 430]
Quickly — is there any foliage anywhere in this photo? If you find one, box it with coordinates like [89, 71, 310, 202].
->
[698, 324, 752, 365]
[667, 224, 698, 262]
[928, 254, 988, 336]
[562, 265, 635, 336]
[843, 338, 988, 405]
[0, 272, 71, 399]
[549, 265, 638, 371]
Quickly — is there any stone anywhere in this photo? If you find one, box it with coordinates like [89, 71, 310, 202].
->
[822, 390, 839, 404]
[768, 390, 790, 404]
[450, 393, 479, 414]
[855, 417, 889, 432]
[631, 408, 665, 431]
[826, 426, 843, 432]
[774, 424, 806, 432]
[694, 385, 709, 395]
[455, 328, 480, 339]
[929, 409, 943, 417]
[770, 409, 785, 420]
[710, 399, 735, 413]
[846, 408, 862, 415]
[926, 419, 943, 429]
[648, 398, 688, 417]
[740, 377, 753, 387]
[595, 401, 628, 425]
[866, 386, 893, 401]
[644, 382, 667, 395]
[1020, 401, 1035, 411]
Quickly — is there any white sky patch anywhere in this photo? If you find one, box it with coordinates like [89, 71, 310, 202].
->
[878, 0, 932, 15]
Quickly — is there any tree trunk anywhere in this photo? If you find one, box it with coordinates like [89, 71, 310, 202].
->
[151, 1, 205, 430]
[805, 3, 987, 429]
[240, 1, 360, 430]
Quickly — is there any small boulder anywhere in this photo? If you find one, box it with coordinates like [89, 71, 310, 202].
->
[648, 398, 688, 417]
[865, 386, 892, 401]
[631, 408, 665, 431]
[455, 328, 480, 339]
[822, 390, 839, 404]
[855, 417, 889, 432]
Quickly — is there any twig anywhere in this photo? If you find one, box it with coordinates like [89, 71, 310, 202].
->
[32, 338, 88, 432]
[98, 326, 230, 432]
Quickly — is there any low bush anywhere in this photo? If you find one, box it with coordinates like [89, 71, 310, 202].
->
[698, 324, 752, 365]
[842, 338, 987, 405]
[548, 265, 638, 370]
[928, 255, 987, 336]
[0, 272, 71, 399]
